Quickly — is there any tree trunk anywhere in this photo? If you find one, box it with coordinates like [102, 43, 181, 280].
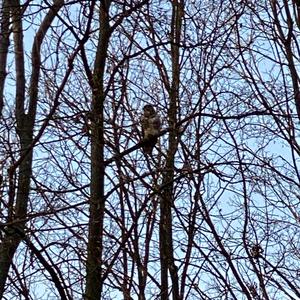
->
[85, 1, 111, 299]
[0, 0, 10, 117]
[159, 1, 183, 299]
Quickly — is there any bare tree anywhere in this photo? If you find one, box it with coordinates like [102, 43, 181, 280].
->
[0, 0, 66, 297]
[1, 0, 300, 299]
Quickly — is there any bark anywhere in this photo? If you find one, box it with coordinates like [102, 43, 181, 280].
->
[0, 0, 64, 296]
[84, 1, 111, 299]
[0, 0, 10, 117]
[0, 2, 27, 294]
[159, 1, 183, 299]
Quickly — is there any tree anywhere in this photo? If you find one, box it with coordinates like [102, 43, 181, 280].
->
[1, 0, 300, 299]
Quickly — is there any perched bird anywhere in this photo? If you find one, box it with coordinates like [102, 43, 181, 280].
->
[141, 104, 161, 154]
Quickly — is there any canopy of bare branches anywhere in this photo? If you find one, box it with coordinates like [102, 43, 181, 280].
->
[0, 1, 300, 299]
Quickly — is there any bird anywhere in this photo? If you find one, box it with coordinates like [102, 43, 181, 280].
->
[141, 104, 161, 154]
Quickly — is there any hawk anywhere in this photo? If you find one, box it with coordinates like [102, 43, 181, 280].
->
[141, 104, 161, 154]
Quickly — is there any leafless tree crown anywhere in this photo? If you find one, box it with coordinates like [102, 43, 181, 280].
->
[0, 1, 300, 299]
